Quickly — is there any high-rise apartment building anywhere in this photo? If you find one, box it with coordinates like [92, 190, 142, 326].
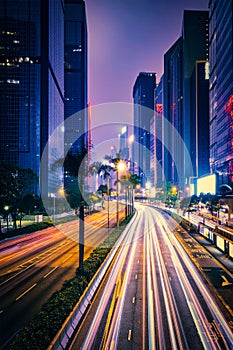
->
[209, 0, 233, 189]
[0, 0, 65, 196]
[133, 72, 156, 187]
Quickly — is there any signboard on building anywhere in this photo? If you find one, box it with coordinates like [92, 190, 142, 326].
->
[197, 174, 217, 196]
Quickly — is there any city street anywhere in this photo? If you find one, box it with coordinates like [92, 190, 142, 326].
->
[0, 204, 125, 349]
[68, 203, 233, 350]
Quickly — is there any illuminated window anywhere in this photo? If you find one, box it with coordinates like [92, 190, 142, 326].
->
[7, 79, 20, 84]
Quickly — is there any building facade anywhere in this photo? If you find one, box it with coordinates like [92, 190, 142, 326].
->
[0, 0, 65, 196]
[209, 0, 233, 190]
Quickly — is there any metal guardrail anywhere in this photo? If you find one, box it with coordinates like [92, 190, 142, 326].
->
[48, 212, 138, 350]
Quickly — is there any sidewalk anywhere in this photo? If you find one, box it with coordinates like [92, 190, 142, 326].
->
[191, 231, 233, 275]
[161, 206, 233, 275]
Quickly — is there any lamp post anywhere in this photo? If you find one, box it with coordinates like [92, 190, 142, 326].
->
[116, 160, 126, 228]
[4, 205, 10, 231]
[107, 175, 110, 231]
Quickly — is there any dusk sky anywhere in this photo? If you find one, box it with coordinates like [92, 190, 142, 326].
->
[85, 0, 208, 106]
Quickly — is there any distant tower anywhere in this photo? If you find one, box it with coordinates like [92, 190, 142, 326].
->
[133, 72, 156, 187]
[119, 126, 129, 160]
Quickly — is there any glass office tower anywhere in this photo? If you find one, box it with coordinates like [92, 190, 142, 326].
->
[0, 0, 64, 196]
[209, 0, 233, 188]
[64, 0, 88, 156]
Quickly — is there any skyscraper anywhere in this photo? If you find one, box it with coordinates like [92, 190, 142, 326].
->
[64, 0, 88, 155]
[163, 10, 209, 194]
[0, 0, 65, 196]
[154, 76, 164, 190]
[209, 0, 233, 189]
[119, 125, 129, 160]
[190, 60, 210, 178]
[182, 10, 209, 184]
[163, 37, 183, 187]
[133, 72, 156, 187]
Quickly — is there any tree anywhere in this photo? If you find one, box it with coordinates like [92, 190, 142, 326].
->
[52, 147, 88, 210]
[0, 163, 38, 230]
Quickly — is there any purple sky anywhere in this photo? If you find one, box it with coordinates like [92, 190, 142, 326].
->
[85, 0, 208, 106]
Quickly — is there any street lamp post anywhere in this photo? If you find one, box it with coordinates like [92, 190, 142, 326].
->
[116, 169, 120, 228]
[107, 175, 110, 231]
[79, 172, 85, 270]
[4, 205, 9, 231]
[116, 160, 126, 228]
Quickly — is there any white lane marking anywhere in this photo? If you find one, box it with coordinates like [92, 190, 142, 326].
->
[16, 283, 37, 301]
[43, 266, 58, 278]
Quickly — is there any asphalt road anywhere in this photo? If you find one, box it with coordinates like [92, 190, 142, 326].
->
[68, 203, 233, 350]
[0, 204, 125, 349]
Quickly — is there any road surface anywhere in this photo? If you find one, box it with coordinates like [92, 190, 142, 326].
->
[68, 203, 233, 350]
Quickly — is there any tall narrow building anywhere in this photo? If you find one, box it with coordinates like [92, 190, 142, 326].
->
[0, 0, 65, 196]
[154, 76, 164, 190]
[132, 72, 156, 187]
[64, 0, 88, 155]
[163, 37, 183, 188]
[182, 10, 209, 184]
[209, 0, 233, 189]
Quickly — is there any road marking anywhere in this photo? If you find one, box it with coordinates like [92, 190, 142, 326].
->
[132, 296, 135, 304]
[62, 254, 73, 263]
[137, 259, 140, 264]
[43, 266, 58, 278]
[16, 283, 37, 301]
[221, 275, 232, 287]
[128, 329, 132, 341]
[135, 274, 138, 280]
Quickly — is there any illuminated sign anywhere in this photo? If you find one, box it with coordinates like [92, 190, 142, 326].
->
[156, 103, 163, 115]
[197, 174, 216, 196]
[205, 61, 209, 80]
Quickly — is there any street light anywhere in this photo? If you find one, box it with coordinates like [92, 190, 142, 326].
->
[4, 205, 10, 231]
[107, 174, 110, 231]
[116, 160, 127, 228]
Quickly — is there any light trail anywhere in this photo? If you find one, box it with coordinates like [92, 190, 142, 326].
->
[79, 208, 143, 350]
[154, 209, 233, 350]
